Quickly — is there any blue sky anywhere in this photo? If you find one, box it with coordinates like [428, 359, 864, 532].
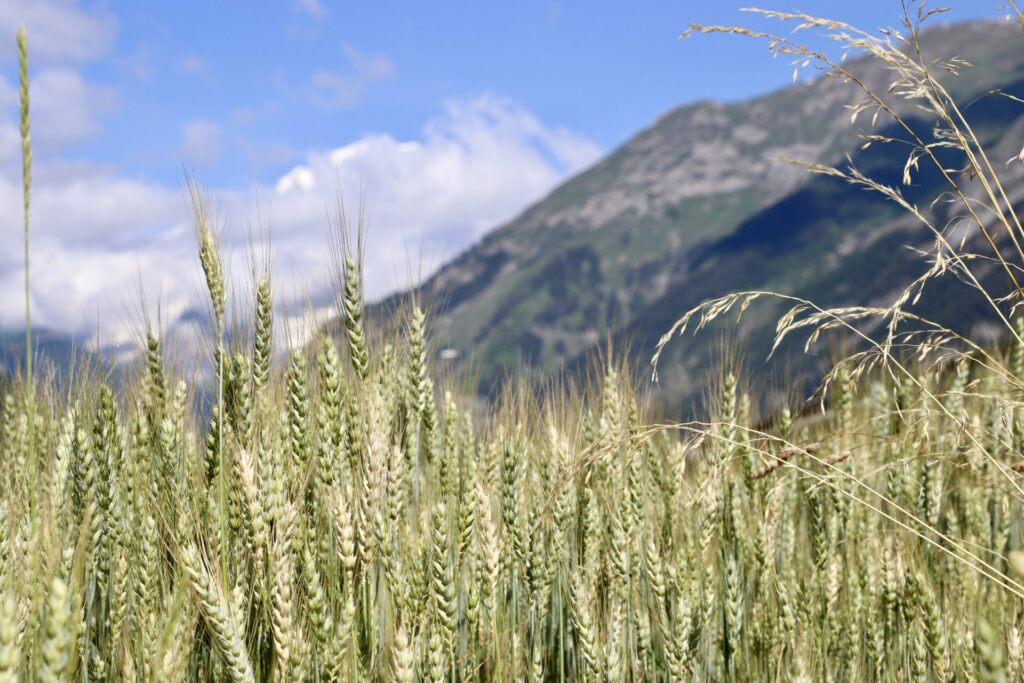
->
[0, 0, 1010, 344]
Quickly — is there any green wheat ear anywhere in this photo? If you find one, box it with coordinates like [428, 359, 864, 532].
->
[17, 24, 35, 521]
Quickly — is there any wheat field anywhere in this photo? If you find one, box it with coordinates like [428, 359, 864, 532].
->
[6, 4, 1024, 682]
[5, 249, 1024, 682]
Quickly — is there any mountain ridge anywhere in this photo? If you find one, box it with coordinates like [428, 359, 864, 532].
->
[374, 18, 1024, 415]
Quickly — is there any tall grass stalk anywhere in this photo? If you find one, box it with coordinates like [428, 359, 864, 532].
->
[17, 25, 34, 524]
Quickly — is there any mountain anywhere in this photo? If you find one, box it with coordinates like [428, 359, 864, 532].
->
[5, 21, 1022, 418]
[0, 318, 195, 390]
[378, 19, 1024, 416]
[0, 328, 98, 390]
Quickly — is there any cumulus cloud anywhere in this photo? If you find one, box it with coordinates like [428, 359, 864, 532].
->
[273, 93, 601, 295]
[0, 170, 188, 343]
[0, 2, 119, 170]
[0, 94, 602, 348]
[309, 45, 396, 111]
[182, 120, 223, 166]
[0, 6, 117, 155]
[0, 67, 116, 161]
[0, 0, 116, 63]
[33, 68, 117, 144]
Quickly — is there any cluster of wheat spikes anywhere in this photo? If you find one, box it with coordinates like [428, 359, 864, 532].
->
[8, 4, 1024, 681]
[7, 305, 1024, 681]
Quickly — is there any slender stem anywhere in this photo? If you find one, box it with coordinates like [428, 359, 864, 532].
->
[218, 337, 228, 588]
[492, 597, 501, 681]
[558, 576, 565, 683]
[18, 25, 35, 525]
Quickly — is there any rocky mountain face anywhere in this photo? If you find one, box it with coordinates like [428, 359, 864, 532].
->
[378, 20, 1024, 416]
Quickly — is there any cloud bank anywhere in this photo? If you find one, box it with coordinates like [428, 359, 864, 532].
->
[0, 93, 602, 348]
[0, 0, 116, 64]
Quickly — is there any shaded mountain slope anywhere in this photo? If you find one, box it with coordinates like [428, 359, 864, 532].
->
[373, 20, 1024, 414]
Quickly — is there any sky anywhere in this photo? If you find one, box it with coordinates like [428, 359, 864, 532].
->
[0, 0, 1010, 347]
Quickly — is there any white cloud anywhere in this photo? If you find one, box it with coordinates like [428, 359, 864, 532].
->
[0, 67, 116, 158]
[0, 2, 119, 164]
[236, 137, 298, 175]
[0, 170, 188, 344]
[295, 0, 326, 19]
[275, 166, 315, 193]
[33, 68, 117, 144]
[182, 120, 222, 166]
[125, 45, 154, 82]
[0, 94, 602, 349]
[177, 53, 212, 84]
[0, 0, 116, 63]
[260, 92, 603, 299]
[276, 93, 600, 261]
[310, 45, 396, 111]
[547, 0, 562, 24]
